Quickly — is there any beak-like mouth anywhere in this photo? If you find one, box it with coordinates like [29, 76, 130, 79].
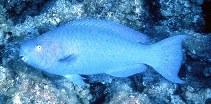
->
[19, 56, 28, 62]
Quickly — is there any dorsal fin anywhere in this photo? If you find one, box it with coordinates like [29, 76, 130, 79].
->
[69, 19, 149, 43]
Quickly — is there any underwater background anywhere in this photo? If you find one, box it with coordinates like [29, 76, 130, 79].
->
[0, 0, 210, 103]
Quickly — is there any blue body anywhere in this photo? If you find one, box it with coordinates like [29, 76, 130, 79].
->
[19, 19, 188, 85]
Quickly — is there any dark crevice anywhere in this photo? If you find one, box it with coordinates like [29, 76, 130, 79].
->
[202, 0, 211, 33]
[4, 0, 50, 24]
[186, 55, 211, 87]
[89, 83, 107, 104]
[130, 74, 145, 93]
[205, 98, 211, 104]
[178, 64, 188, 81]
[0, 45, 5, 65]
[144, 0, 163, 25]
[174, 85, 187, 103]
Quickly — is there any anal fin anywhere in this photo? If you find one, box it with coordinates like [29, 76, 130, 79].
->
[106, 64, 147, 77]
[65, 74, 86, 86]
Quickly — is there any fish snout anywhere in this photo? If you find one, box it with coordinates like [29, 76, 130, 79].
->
[19, 56, 28, 62]
[19, 44, 29, 62]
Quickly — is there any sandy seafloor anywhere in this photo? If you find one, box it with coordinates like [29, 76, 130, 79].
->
[0, 0, 210, 104]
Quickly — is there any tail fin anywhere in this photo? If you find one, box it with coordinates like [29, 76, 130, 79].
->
[145, 35, 188, 83]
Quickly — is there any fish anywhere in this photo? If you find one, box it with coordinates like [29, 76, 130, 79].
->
[19, 19, 188, 85]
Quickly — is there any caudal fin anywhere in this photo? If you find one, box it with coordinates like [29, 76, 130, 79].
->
[145, 35, 188, 83]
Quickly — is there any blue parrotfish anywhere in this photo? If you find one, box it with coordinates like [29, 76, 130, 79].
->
[19, 19, 188, 85]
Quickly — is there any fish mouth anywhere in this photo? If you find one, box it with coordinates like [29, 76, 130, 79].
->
[19, 56, 28, 62]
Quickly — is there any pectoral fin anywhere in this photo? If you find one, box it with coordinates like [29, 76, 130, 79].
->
[58, 54, 77, 63]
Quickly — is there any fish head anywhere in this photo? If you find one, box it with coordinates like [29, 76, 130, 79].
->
[19, 36, 63, 70]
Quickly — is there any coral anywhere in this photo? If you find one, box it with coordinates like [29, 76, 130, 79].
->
[0, 4, 13, 45]
[183, 86, 211, 104]
[184, 31, 211, 61]
[143, 81, 178, 103]
[5, 61, 92, 103]
[0, 66, 15, 98]
[158, 0, 204, 32]
[104, 79, 151, 104]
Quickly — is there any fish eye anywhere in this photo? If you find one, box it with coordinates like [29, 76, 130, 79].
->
[35, 45, 42, 51]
